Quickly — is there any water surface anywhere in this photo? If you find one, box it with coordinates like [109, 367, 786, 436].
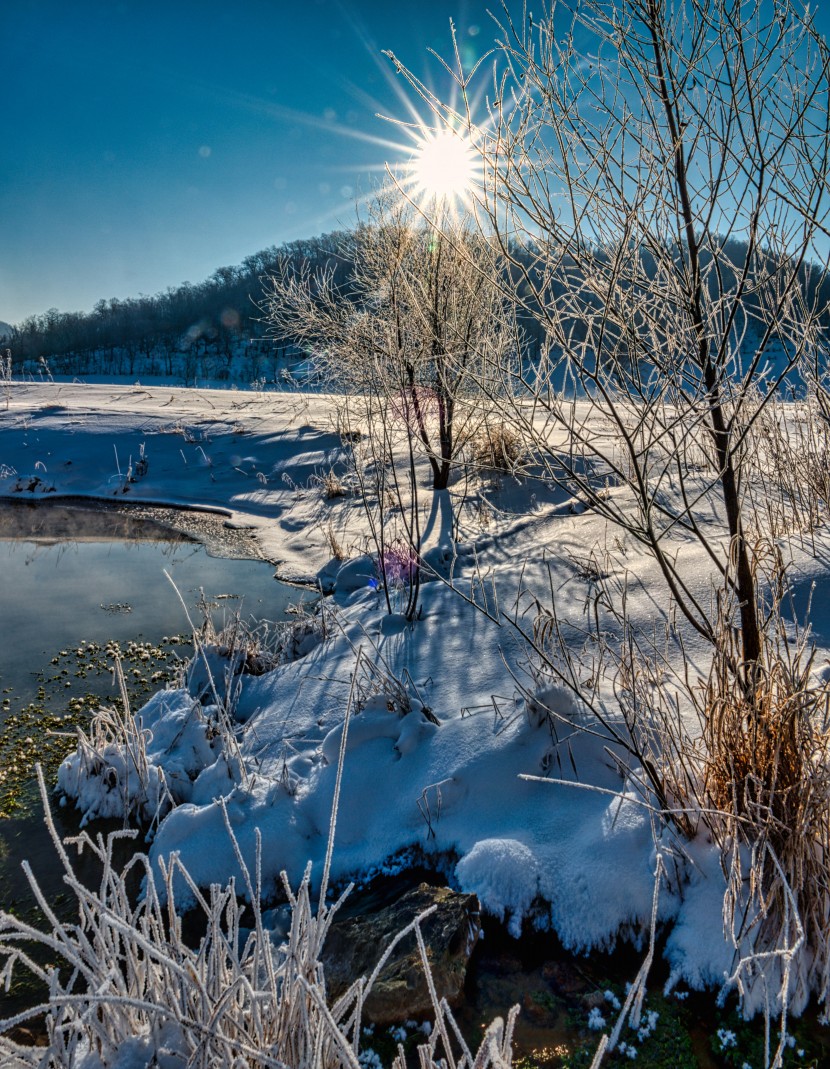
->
[0, 502, 307, 1026]
[0, 502, 300, 707]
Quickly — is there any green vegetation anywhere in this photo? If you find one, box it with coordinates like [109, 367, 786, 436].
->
[0, 634, 189, 818]
[711, 998, 827, 1068]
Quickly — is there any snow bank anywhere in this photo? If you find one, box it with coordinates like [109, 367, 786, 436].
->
[455, 839, 539, 937]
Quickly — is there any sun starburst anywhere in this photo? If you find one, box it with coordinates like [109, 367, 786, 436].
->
[408, 128, 479, 205]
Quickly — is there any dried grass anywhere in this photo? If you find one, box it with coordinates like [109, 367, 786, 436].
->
[325, 521, 347, 561]
[1, 642, 520, 1067]
[620, 571, 830, 1032]
[311, 467, 350, 500]
[470, 423, 524, 474]
[60, 656, 175, 830]
[0, 754, 518, 1068]
[697, 594, 830, 1023]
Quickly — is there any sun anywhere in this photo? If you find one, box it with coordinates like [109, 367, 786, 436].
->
[409, 129, 478, 203]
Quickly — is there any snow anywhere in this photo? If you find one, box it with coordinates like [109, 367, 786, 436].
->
[3, 379, 830, 1020]
[56, 688, 223, 825]
[455, 839, 539, 938]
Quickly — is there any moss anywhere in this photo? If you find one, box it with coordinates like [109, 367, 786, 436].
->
[711, 998, 828, 1068]
[555, 987, 697, 1069]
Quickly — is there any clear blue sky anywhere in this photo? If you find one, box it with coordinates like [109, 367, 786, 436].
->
[2, 0, 492, 323]
[4, 1, 830, 326]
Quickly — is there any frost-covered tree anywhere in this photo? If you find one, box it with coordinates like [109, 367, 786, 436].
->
[387, 0, 830, 681]
[387, 2, 830, 1017]
[262, 193, 518, 490]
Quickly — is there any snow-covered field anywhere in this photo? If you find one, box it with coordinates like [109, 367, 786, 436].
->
[2, 379, 830, 1028]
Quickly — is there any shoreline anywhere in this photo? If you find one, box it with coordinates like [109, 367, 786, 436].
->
[0, 494, 275, 567]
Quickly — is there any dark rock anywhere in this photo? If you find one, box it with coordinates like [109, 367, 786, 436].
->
[542, 959, 590, 995]
[322, 883, 481, 1026]
[6, 1024, 48, 1047]
[481, 953, 523, 977]
[581, 990, 607, 1010]
[522, 988, 559, 1026]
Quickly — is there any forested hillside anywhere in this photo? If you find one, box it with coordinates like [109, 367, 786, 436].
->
[6, 229, 830, 387]
[4, 233, 349, 381]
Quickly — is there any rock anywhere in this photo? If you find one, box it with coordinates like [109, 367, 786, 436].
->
[322, 883, 481, 1026]
[582, 990, 607, 1010]
[522, 989, 558, 1026]
[482, 953, 523, 977]
[542, 959, 589, 995]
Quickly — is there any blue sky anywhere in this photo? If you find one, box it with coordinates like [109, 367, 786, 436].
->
[4, 1, 830, 326]
[2, 0, 492, 323]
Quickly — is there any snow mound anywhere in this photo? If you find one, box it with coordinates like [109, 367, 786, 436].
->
[456, 838, 540, 937]
[57, 689, 224, 826]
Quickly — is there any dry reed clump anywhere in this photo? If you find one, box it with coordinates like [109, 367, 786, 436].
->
[616, 553, 830, 1029]
[58, 656, 174, 830]
[470, 423, 524, 474]
[310, 467, 350, 500]
[209, 608, 283, 677]
[325, 520, 348, 561]
[696, 605, 830, 1018]
[211, 599, 336, 671]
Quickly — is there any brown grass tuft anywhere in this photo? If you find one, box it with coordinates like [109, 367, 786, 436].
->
[471, 422, 524, 473]
[694, 580, 830, 1016]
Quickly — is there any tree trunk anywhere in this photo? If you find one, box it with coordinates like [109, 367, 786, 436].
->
[648, 0, 762, 678]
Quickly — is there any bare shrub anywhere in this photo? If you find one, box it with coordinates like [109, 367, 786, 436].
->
[263, 192, 517, 492]
[745, 391, 830, 542]
[389, 0, 830, 707]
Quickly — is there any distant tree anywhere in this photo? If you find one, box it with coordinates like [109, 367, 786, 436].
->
[4, 233, 354, 375]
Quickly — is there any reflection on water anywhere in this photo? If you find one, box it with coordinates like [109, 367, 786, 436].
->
[0, 503, 301, 708]
[0, 502, 307, 1026]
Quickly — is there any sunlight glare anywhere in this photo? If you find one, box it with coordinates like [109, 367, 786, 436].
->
[410, 130, 477, 202]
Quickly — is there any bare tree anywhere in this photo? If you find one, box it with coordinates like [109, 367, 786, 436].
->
[385, 1, 830, 1020]
[262, 192, 518, 491]
[387, 0, 830, 687]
